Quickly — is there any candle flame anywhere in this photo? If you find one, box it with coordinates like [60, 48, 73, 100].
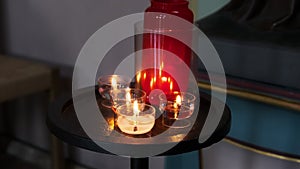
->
[176, 95, 182, 105]
[161, 76, 167, 82]
[168, 77, 170, 83]
[173, 95, 181, 109]
[111, 77, 117, 90]
[143, 72, 147, 80]
[125, 88, 131, 105]
[133, 100, 139, 115]
[108, 118, 114, 131]
[173, 95, 181, 119]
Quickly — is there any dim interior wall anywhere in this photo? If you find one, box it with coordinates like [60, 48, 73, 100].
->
[2, 0, 298, 169]
[1, 1, 167, 168]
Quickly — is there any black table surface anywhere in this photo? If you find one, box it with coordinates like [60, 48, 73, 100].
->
[47, 87, 231, 156]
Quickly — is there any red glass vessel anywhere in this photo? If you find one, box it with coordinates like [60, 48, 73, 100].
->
[137, 0, 194, 103]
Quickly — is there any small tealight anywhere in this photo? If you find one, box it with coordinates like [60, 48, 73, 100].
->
[97, 75, 131, 108]
[116, 101, 155, 135]
[110, 88, 146, 109]
[159, 92, 196, 128]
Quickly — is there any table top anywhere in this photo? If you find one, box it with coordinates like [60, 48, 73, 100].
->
[47, 87, 231, 156]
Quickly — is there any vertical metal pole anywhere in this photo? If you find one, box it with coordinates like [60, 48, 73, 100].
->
[51, 135, 65, 169]
[198, 150, 203, 169]
[130, 158, 149, 169]
[49, 69, 65, 169]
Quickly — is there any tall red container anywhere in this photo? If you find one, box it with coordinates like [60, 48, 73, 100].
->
[137, 0, 194, 103]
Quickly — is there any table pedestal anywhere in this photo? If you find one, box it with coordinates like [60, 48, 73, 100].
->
[130, 158, 149, 169]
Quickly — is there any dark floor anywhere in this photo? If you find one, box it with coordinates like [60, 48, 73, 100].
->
[0, 135, 44, 169]
[0, 153, 42, 169]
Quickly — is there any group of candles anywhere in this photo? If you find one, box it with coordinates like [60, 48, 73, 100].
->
[98, 74, 195, 135]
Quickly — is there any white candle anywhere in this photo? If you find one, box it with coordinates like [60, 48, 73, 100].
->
[116, 102, 155, 135]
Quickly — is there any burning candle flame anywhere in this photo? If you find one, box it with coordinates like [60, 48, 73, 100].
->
[111, 77, 117, 90]
[161, 76, 167, 82]
[125, 88, 131, 105]
[133, 100, 139, 116]
[174, 95, 181, 119]
[143, 72, 147, 80]
[174, 95, 181, 109]
[176, 95, 182, 105]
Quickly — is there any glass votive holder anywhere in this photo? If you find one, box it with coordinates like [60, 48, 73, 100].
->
[116, 102, 155, 135]
[159, 92, 196, 128]
[110, 88, 146, 109]
[97, 75, 131, 108]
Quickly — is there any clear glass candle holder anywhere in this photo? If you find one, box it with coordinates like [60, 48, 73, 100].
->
[116, 103, 155, 135]
[159, 92, 196, 128]
[110, 88, 146, 109]
[97, 75, 131, 108]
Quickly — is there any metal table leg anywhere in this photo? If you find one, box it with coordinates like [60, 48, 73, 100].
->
[130, 158, 149, 169]
[51, 135, 65, 169]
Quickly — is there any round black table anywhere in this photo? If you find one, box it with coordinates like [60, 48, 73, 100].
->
[47, 87, 231, 169]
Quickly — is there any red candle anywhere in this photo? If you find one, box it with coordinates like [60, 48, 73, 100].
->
[138, 0, 194, 102]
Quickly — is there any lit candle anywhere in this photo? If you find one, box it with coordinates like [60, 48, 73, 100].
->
[111, 77, 117, 90]
[159, 92, 195, 128]
[173, 95, 182, 119]
[116, 102, 155, 135]
[97, 75, 131, 108]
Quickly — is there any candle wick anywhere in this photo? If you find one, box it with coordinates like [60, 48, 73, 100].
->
[133, 126, 138, 132]
[134, 113, 138, 132]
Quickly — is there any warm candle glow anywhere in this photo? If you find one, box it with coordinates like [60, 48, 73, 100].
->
[116, 103, 155, 135]
[170, 81, 173, 91]
[133, 100, 139, 116]
[173, 95, 181, 119]
[143, 72, 147, 80]
[176, 95, 182, 105]
[174, 95, 181, 109]
[111, 77, 117, 90]
[125, 88, 131, 105]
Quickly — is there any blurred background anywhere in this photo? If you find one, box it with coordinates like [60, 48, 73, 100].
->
[0, 0, 299, 169]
